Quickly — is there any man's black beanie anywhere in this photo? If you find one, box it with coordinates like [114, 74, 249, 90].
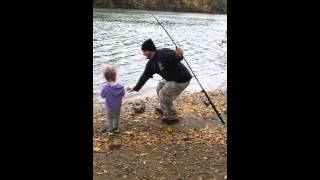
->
[141, 39, 156, 51]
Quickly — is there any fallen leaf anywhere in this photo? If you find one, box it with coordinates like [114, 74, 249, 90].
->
[93, 147, 102, 152]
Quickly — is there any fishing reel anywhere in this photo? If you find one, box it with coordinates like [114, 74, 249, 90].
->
[200, 90, 210, 107]
[203, 100, 210, 107]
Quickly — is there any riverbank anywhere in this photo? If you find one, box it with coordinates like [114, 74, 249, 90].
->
[93, 90, 227, 179]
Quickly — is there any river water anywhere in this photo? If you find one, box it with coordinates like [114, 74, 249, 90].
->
[93, 8, 227, 103]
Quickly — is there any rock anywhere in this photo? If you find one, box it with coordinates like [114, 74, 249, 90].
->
[123, 175, 128, 178]
[93, 161, 97, 168]
[132, 103, 146, 113]
[109, 139, 122, 150]
[113, 139, 121, 146]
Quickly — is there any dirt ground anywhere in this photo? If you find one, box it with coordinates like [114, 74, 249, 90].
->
[93, 90, 227, 180]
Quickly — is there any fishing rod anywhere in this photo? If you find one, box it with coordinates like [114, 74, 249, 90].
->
[131, 1, 225, 124]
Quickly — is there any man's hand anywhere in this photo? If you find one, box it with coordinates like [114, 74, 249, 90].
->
[126, 87, 135, 93]
[176, 47, 184, 58]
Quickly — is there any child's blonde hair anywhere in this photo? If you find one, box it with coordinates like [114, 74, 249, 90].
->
[104, 67, 116, 82]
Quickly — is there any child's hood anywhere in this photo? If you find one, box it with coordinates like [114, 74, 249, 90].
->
[107, 83, 124, 97]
